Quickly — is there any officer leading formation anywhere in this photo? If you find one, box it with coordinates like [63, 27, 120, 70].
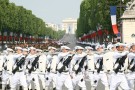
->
[0, 42, 135, 90]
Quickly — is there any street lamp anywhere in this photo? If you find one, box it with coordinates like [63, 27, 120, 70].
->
[117, 0, 125, 42]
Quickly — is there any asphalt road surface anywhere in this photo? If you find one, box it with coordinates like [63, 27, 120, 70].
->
[0, 34, 134, 90]
[60, 34, 77, 49]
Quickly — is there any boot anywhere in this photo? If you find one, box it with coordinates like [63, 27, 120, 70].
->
[91, 86, 96, 90]
[105, 86, 109, 90]
[118, 86, 122, 90]
[53, 87, 56, 90]
[6, 84, 10, 89]
[2, 84, 6, 90]
[45, 87, 49, 90]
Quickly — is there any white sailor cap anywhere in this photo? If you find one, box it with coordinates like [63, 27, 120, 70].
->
[107, 44, 112, 50]
[75, 46, 84, 50]
[15, 46, 22, 50]
[95, 45, 100, 50]
[36, 49, 42, 52]
[48, 46, 57, 50]
[107, 44, 115, 50]
[3, 50, 8, 53]
[61, 46, 70, 50]
[101, 44, 105, 48]
[6, 48, 13, 52]
[29, 47, 36, 50]
[115, 42, 125, 47]
[22, 48, 29, 52]
[124, 43, 131, 48]
[95, 45, 104, 50]
[85, 46, 93, 50]
[130, 43, 135, 47]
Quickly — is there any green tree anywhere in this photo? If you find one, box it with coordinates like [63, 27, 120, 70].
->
[76, 0, 129, 42]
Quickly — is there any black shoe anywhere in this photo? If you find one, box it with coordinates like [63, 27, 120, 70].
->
[53, 87, 56, 90]
[20, 86, 23, 90]
[0, 84, 2, 89]
[6, 84, 10, 89]
[0, 77, 2, 81]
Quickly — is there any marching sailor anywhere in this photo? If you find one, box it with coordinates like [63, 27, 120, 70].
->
[56, 46, 73, 90]
[110, 43, 130, 90]
[92, 45, 109, 90]
[126, 44, 135, 90]
[10, 46, 28, 90]
[45, 46, 58, 90]
[0, 50, 7, 73]
[36, 49, 47, 90]
[103, 44, 116, 85]
[71, 46, 87, 90]
[2, 48, 14, 90]
[0, 50, 7, 89]
[85, 46, 93, 55]
[84, 46, 95, 89]
[26, 47, 40, 90]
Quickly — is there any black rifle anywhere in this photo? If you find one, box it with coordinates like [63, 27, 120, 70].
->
[128, 58, 135, 72]
[47, 67, 51, 72]
[57, 55, 73, 73]
[3, 59, 7, 70]
[28, 55, 40, 74]
[97, 58, 103, 73]
[12, 57, 25, 74]
[85, 65, 88, 71]
[75, 55, 87, 74]
[130, 64, 135, 72]
[47, 59, 52, 72]
[114, 55, 127, 74]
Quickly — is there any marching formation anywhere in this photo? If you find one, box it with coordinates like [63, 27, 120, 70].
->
[0, 42, 135, 90]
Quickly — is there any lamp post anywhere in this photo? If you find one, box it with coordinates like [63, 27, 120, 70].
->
[117, 0, 125, 42]
[120, 0, 122, 42]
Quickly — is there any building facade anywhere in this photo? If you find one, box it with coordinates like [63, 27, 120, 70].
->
[121, 0, 135, 43]
[46, 23, 61, 31]
[62, 18, 77, 34]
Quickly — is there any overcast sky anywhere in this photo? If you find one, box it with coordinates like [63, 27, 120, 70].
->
[9, 0, 82, 24]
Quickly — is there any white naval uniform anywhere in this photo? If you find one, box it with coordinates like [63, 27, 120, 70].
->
[71, 52, 87, 90]
[26, 54, 40, 90]
[92, 52, 109, 90]
[0, 55, 5, 72]
[110, 51, 130, 90]
[0, 54, 6, 83]
[45, 53, 58, 89]
[126, 52, 135, 90]
[56, 52, 73, 90]
[85, 54, 95, 88]
[103, 51, 114, 85]
[0, 54, 4, 88]
[10, 53, 27, 90]
[37, 54, 47, 89]
[2, 53, 14, 89]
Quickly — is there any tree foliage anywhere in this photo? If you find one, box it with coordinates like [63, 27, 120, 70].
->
[76, 0, 129, 38]
[0, 0, 65, 42]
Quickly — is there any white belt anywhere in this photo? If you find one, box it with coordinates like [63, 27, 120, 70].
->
[88, 70, 94, 73]
[62, 72, 69, 74]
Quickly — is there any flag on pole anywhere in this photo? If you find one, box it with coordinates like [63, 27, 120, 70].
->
[110, 6, 119, 34]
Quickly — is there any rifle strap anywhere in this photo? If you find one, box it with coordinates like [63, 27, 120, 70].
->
[73, 59, 80, 69]
[113, 58, 120, 68]
[14, 55, 23, 65]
